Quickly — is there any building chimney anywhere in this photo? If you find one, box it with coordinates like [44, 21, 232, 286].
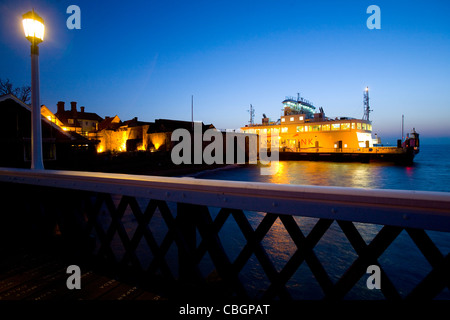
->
[57, 101, 65, 114]
[70, 101, 77, 112]
[80, 106, 85, 113]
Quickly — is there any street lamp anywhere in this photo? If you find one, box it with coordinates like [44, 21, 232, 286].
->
[23, 9, 45, 169]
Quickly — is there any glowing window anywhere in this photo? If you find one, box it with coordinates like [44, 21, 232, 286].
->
[281, 118, 285, 122]
[351, 123, 355, 129]
[341, 123, 350, 130]
[322, 124, 330, 131]
[263, 128, 267, 133]
[290, 117, 294, 121]
[273, 128, 279, 133]
[299, 116, 304, 121]
[362, 123, 367, 130]
[331, 123, 341, 131]
[296, 126, 304, 132]
[357, 123, 362, 130]
[281, 127, 288, 133]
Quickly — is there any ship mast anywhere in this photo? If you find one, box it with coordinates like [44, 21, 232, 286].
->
[363, 86, 372, 121]
[248, 104, 255, 126]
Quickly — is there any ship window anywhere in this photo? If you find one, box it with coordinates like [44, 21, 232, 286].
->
[331, 123, 341, 131]
[299, 116, 304, 121]
[357, 123, 362, 130]
[267, 129, 271, 133]
[304, 126, 309, 132]
[296, 126, 304, 132]
[290, 117, 294, 121]
[273, 128, 279, 133]
[368, 124, 372, 131]
[281, 127, 288, 133]
[351, 123, 355, 129]
[341, 123, 350, 130]
[312, 125, 321, 131]
[68, 119, 74, 124]
[362, 123, 367, 130]
[322, 124, 330, 131]
[256, 129, 260, 134]
[281, 118, 285, 122]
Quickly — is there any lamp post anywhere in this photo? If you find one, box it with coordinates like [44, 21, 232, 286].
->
[23, 9, 45, 170]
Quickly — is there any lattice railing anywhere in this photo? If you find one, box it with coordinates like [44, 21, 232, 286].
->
[0, 168, 449, 300]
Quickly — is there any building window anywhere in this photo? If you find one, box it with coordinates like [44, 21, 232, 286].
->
[68, 119, 74, 124]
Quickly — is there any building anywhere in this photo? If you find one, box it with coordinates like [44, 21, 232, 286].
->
[54, 101, 103, 137]
[0, 94, 97, 167]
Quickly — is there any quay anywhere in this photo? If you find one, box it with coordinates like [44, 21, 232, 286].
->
[0, 167, 449, 301]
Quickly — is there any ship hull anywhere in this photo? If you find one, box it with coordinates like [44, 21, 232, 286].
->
[279, 147, 418, 165]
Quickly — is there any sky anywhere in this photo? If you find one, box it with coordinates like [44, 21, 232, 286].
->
[1, 0, 450, 144]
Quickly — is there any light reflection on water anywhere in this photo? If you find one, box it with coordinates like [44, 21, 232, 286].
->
[189, 145, 450, 299]
[105, 145, 450, 299]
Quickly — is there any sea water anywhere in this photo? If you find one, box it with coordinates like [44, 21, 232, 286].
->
[186, 144, 450, 299]
[113, 145, 450, 299]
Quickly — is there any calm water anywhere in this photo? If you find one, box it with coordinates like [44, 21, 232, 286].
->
[183, 144, 450, 299]
[111, 145, 450, 299]
[191, 144, 450, 192]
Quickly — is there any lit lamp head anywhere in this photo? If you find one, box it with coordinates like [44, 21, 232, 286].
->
[365, 86, 369, 92]
[22, 10, 45, 45]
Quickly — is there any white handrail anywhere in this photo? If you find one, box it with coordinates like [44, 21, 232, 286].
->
[0, 167, 449, 232]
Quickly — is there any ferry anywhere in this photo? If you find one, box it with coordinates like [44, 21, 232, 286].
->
[241, 88, 420, 164]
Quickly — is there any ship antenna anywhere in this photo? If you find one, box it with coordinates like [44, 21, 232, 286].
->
[363, 86, 372, 121]
[248, 104, 255, 125]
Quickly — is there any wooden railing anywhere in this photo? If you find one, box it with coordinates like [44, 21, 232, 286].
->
[0, 167, 449, 300]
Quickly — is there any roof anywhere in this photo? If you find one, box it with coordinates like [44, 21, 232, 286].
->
[147, 119, 215, 134]
[0, 94, 75, 140]
[98, 115, 122, 131]
[55, 109, 104, 127]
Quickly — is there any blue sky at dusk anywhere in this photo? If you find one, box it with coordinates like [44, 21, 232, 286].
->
[1, 0, 450, 144]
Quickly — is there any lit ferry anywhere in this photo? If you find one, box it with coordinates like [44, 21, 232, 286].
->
[241, 88, 420, 163]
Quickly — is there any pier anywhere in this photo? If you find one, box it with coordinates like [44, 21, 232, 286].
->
[0, 167, 449, 301]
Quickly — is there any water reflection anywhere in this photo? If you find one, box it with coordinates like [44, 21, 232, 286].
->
[267, 161, 382, 189]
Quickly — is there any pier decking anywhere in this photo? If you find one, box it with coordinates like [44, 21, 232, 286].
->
[0, 246, 163, 301]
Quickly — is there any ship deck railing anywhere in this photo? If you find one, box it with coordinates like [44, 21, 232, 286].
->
[287, 146, 407, 154]
[0, 167, 449, 301]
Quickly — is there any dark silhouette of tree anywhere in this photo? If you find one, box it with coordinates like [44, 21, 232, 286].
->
[0, 78, 31, 104]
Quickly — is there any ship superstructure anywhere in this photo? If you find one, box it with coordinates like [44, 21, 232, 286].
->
[241, 88, 419, 163]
